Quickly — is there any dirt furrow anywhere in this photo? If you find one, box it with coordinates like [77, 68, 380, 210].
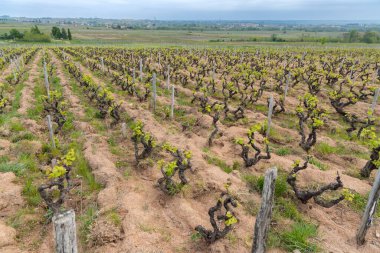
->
[18, 52, 41, 115]
[50, 51, 125, 212]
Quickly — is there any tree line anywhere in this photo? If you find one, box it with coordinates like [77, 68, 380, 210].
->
[0, 25, 50, 42]
[0, 26, 73, 42]
[51, 27, 72, 40]
[210, 30, 380, 44]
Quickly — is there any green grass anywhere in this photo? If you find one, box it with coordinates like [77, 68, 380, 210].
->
[275, 147, 292, 156]
[26, 82, 44, 120]
[0, 156, 10, 163]
[243, 172, 288, 198]
[9, 120, 25, 132]
[11, 131, 35, 143]
[0, 153, 38, 176]
[204, 153, 240, 173]
[274, 197, 303, 222]
[70, 142, 102, 192]
[309, 157, 329, 171]
[254, 104, 268, 113]
[22, 178, 42, 207]
[18, 153, 38, 172]
[269, 197, 318, 252]
[280, 222, 319, 252]
[79, 205, 98, 242]
[106, 209, 122, 226]
[0, 162, 26, 175]
[344, 190, 380, 217]
[314, 143, 339, 155]
[11, 75, 27, 111]
[314, 142, 368, 160]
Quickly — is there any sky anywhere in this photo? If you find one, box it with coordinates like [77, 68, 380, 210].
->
[1, 0, 380, 20]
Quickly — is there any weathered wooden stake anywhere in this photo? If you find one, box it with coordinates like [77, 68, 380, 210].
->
[12, 64, 17, 82]
[43, 61, 50, 99]
[266, 95, 274, 138]
[139, 58, 143, 82]
[167, 65, 170, 90]
[152, 73, 157, 112]
[53, 210, 78, 253]
[46, 115, 56, 148]
[100, 57, 105, 72]
[252, 167, 278, 253]
[356, 169, 380, 245]
[371, 88, 380, 112]
[14, 57, 20, 72]
[121, 122, 127, 138]
[132, 68, 136, 83]
[284, 73, 291, 103]
[170, 85, 175, 119]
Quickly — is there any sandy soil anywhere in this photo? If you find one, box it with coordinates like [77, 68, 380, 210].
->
[2, 48, 380, 253]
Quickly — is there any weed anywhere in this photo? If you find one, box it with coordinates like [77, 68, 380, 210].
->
[22, 178, 42, 206]
[275, 147, 292, 156]
[280, 222, 318, 252]
[309, 157, 329, 171]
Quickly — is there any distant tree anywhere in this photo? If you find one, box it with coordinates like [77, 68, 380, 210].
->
[9, 29, 24, 40]
[271, 33, 285, 42]
[67, 28, 72, 40]
[61, 28, 68, 40]
[30, 25, 42, 35]
[21, 25, 51, 42]
[362, 31, 379, 44]
[51, 26, 62, 39]
[348, 30, 360, 43]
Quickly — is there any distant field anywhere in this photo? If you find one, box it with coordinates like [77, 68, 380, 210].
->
[0, 22, 380, 48]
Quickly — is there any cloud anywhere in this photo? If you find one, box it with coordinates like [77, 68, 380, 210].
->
[1, 0, 379, 20]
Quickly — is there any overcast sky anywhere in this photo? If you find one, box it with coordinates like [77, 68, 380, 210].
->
[1, 0, 380, 20]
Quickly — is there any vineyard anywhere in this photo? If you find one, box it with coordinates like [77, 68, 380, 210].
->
[1, 46, 380, 253]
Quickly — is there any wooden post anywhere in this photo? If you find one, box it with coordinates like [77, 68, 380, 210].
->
[167, 65, 170, 90]
[15, 57, 21, 72]
[12, 64, 17, 82]
[43, 61, 50, 99]
[121, 122, 127, 138]
[284, 73, 291, 104]
[53, 210, 78, 253]
[152, 73, 157, 113]
[371, 88, 380, 113]
[132, 68, 136, 83]
[252, 167, 278, 253]
[139, 58, 143, 82]
[266, 95, 274, 138]
[356, 169, 380, 245]
[100, 57, 105, 72]
[170, 85, 175, 119]
[46, 115, 56, 149]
